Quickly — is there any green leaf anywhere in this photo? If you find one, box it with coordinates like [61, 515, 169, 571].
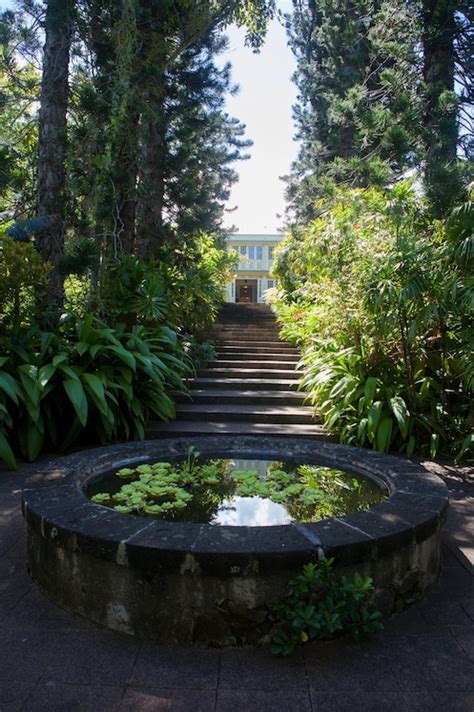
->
[0, 372, 22, 405]
[61, 416, 84, 451]
[63, 379, 88, 427]
[0, 430, 16, 470]
[58, 364, 81, 381]
[454, 434, 473, 464]
[17, 366, 40, 417]
[367, 401, 383, 442]
[40, 331, 55, 357]
[376, 417, 393, 453]
[329, 376, 350, 399]
[406, 435, 416, 457]
[77, 313, 93, 342]
[90, 344, 102, 358]
[24, 420, 44, 461]
[357, 417, 368, 444]
[38, 363, 56, 388]
[364, 377, 378, 406]
[52, 354, 68, 367]
[75, 342, 89, 357]
[82, 373, 109, 416]
[107, 345, 136, 370]
[389, 396, 410, 439]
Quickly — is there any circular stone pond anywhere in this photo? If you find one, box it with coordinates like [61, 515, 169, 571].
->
[22, 436, 448, 645]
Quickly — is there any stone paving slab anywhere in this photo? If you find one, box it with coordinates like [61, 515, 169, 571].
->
[0, 456, 473, 711]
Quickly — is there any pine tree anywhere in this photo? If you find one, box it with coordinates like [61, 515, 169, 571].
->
[285, 0, 472, 223]
[284, 0, 422, 223]
[421, 0, 472, 217]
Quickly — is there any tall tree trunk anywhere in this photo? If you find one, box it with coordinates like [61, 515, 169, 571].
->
[36, 0, 74, 313]
[422, 0, 459, 217]
[137, 99, 167, 261]
[113, 109, 140, 256]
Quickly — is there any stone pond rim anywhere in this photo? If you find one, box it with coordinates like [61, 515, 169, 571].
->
[22, 436, 449, 645]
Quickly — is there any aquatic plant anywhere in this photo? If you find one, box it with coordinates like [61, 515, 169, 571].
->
[90, 454, 384, 521]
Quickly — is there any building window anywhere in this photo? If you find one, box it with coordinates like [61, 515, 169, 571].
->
[268, 246, 274, 260]
[267, 279, 275, 289]
[256, 246, 263, 260]
[248, 246, 255, 260]
[240, 245, 247, 256]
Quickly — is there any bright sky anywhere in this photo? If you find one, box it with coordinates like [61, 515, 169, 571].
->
[1, 1, 298, 233]
[221, 11, 298, 234]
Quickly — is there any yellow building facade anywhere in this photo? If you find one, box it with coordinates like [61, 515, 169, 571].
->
[225, 233, 283, 303]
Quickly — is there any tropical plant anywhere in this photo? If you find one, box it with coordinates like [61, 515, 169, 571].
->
[90, 456, 383, 521]
[0, 315, 190, 469]
[271, 559, 383, 656]
[272, 183, 473, 460]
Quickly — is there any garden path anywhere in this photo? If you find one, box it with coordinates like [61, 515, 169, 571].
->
[0, 455, 472, 711]
[148, 304, 327, 438]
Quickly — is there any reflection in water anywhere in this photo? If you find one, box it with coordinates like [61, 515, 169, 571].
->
[87, 456, 386, 527]
[212, 495, 292, 526]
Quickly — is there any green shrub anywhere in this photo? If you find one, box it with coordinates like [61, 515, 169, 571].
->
[156, 233, 238, 338]
[271, 558, 383, 656]
[0, 314, 190, 468]
[0, 234, 52, 333]
[272, 183, 473, 461]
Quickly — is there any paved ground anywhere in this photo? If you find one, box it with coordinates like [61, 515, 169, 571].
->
[0, 456, 472, 712]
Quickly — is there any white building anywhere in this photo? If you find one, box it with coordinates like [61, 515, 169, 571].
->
[225, 233, 283, 303]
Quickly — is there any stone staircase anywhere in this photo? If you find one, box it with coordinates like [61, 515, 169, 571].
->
[148, 303, 325, 438]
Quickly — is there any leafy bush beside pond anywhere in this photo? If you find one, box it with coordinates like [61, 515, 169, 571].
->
[271, 559, 383, 656]
[0, 315, 190, 469]
[271, 183, 473, 462]
[0, 229, 232, 470]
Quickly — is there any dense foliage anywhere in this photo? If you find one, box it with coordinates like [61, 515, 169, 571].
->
[0, 1, 271, 468]
[271, 559, 383, 656]
[0, 225, 236, 468]
[272, 183, 473, 460]
[272, 1, 473, 463]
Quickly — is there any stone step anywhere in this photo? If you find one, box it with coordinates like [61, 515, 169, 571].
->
[209, 359, 298, 371]
[214, 323, 279, 329]
[217, 345, 299, 355]
[198, 367, 301, 380]
[213, 321, 279, 327]
[147, 420, 328, 438]
[175, 389, 307, 405]
[213, 325, 280, 332]
[192, 377, 300, 391]
[219, 305, 274, 314]
[218, 313, 276, 319]
[216, 351, 299, 362]
[214, 340, 295, 350]
[212, 332, 282, 341]
[175, 403, 316, 424]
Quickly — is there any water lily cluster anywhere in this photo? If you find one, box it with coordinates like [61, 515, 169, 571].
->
[90, 458, 380, 520]
[90, 460, 229, 516]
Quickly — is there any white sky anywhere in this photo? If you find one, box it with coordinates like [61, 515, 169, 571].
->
[220, 12, 298, 234]
[1, 0, 298, 233]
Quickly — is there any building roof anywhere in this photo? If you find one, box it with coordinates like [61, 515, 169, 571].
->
[227, 233, 283, 243]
